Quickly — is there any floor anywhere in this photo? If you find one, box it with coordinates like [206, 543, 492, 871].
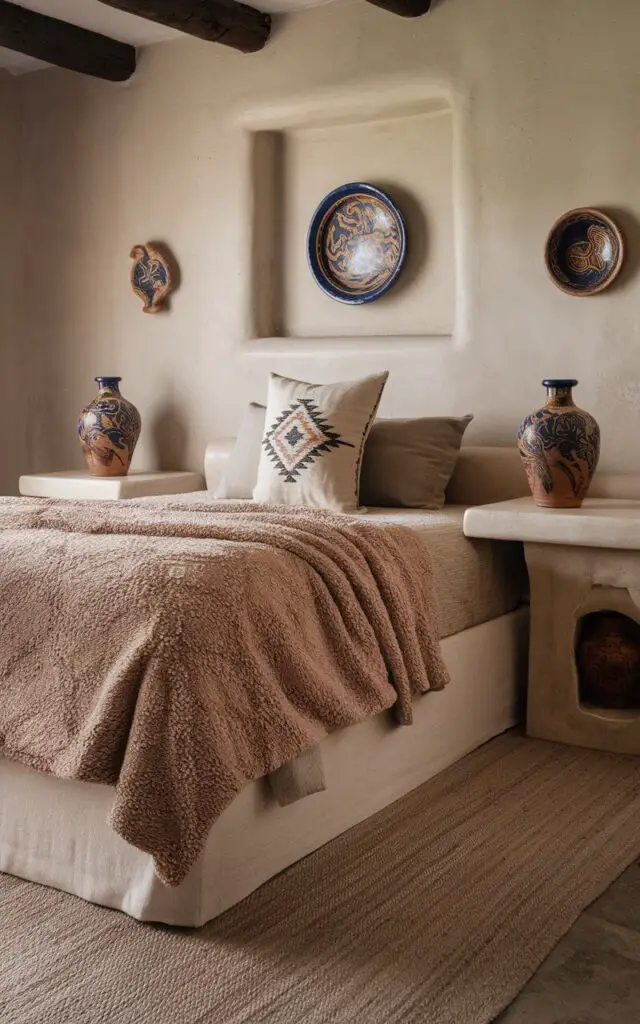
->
[497, 862, 640, 1023]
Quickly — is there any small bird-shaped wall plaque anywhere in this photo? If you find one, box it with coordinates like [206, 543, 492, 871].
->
[130, 243, 173, 313]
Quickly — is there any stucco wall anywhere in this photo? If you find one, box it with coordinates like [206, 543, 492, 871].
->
[13, 0, 640, 479]
[0, 73, 25, 494]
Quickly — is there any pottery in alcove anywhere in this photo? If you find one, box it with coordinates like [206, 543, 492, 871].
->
[517, 379, 600, 508]
[576, 612, 640, 710]
[77, 377, 141, 477]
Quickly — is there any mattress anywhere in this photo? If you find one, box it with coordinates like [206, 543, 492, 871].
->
[363, 507, 527, 637]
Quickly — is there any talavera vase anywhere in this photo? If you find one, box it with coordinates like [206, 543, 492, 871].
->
[517, 379, 600, 508]
[77, 376, 141, 477]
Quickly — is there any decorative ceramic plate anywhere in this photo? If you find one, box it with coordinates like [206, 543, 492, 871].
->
[130, 243, 173, 313]
[307, 183, 407, 304]
[545, 208, 624, 296]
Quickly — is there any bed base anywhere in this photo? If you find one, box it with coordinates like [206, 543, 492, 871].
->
[0, 608, 527, 927]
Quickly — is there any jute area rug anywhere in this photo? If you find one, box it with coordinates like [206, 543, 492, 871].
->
[1, 733, 639, 1024]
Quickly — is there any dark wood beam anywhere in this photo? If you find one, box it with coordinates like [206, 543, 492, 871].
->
[97, 0, 271, 53]
[364, 0, 431, 16]
[0, 1, 135, 81]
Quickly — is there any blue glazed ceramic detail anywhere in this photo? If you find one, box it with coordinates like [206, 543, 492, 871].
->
[77, 377, 142, 477]
[130, 244, 172, 313]
[517, 380, 600, 508]
[545, 209, 624, 296]
[307, 183, 407, 304]
[541, 379, 580, 389]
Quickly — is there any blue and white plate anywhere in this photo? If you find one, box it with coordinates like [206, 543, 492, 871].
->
[545, 208, 624, 296]
[307, 183, 407, 304]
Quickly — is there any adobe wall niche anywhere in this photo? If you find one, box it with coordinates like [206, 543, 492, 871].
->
[245, 89, 455, 345]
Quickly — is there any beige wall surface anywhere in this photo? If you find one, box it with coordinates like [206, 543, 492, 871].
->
[0, 73, 25, 494]
[11, 0, 640, 482]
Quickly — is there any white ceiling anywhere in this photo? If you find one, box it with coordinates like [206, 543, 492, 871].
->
[0, 0, 335, 75]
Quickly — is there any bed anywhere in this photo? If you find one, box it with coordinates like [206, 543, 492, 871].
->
[0, 444, 530, 926]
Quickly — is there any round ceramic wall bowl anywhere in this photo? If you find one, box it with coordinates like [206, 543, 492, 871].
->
[545, 208, 624, 296]
[307, 183, 407, 304]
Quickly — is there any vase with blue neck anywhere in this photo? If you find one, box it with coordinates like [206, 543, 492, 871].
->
[517, 379, 600, 508]
[78, 377, 142, 477]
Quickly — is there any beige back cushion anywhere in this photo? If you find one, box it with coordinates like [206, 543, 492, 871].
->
[209, 424, 535, 509]
[445, 447, 529, 505]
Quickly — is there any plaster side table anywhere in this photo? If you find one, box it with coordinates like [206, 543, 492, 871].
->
[463, 496, 640, 755]
[19, 470, 204, 501]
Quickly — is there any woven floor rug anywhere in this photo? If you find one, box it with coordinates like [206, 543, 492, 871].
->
[2, 732, 640, 1024]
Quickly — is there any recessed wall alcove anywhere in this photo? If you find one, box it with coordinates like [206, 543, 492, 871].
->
[571, 584, 640, 723]
[242, 82, 457, 346]
[575, 610, 640, 714]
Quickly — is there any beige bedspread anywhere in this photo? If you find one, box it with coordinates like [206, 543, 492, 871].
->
[0, 498, 448, 886]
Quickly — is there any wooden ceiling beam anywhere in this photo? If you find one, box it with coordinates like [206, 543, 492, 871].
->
[364, 0, 432, 16]
[96, 0, 271, 53]
[0, 0, 135, 81]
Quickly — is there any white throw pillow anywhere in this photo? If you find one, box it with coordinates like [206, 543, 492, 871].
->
[214, 403, 265, 499]
[253, 371, 389, 512]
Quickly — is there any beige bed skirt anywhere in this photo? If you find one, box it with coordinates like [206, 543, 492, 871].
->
[0, 608, 527, 927]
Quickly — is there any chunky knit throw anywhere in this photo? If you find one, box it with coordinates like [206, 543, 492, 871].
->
[0, 498, 448, 886]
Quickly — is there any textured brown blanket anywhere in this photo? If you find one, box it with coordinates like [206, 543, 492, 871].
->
[0, 497, 449, 886]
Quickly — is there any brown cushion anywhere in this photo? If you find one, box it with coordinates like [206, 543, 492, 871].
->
[359, 416, 473, 509]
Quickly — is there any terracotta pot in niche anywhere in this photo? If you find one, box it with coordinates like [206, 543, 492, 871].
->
[77, 376, 141, 477]
[576, 612, 640, 710]
[517, 379, 600, 508]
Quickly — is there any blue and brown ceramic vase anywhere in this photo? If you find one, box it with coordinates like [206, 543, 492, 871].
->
[517, 380, 600, 508]
[77, 377, 141, 477]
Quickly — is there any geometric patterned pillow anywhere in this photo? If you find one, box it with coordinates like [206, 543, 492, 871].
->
[253, 371, 388, 512]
